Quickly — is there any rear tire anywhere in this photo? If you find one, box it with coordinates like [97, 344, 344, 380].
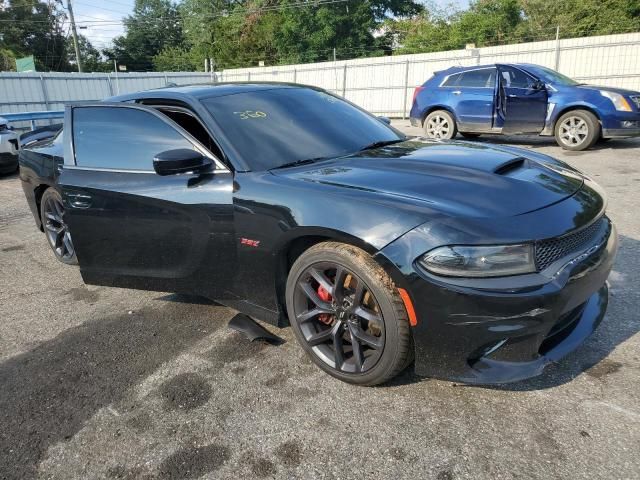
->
[554, 110, 599, 151]
[423, 110, 457, 140]
[40, 188, 77, 265]
[286, 242, 413, 386]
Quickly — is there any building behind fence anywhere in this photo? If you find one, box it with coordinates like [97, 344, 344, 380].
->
[1, 32, 638, 124]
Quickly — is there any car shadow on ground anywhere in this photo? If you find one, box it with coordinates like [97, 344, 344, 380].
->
[389, 234, 639, 391]
[0, 301, 222, 480]
[0, 170, 19, 181]
[466, 134, 640, 152]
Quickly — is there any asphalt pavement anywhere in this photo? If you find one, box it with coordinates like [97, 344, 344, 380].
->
[0, 124, 638, 479]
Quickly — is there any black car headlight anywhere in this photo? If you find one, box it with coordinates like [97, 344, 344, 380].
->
[419, 244, 535, 277]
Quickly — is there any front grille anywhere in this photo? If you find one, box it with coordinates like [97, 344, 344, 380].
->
[535, 216, 610, 271]
[630, 95, 640, 110]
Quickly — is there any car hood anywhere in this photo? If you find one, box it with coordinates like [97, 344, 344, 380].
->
[576, 84, 640, 96]
[272, 139, 585, 218]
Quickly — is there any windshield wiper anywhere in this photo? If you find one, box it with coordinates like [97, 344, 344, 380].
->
[271, 157, 328, 170]
[359, 139, 404, 151]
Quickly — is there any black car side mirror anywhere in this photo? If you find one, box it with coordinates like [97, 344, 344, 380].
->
[153, 149, 212, 176]
[378, 116, 391, 125]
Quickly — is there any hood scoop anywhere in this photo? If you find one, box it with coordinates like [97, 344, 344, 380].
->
[493, 157, 527, 176]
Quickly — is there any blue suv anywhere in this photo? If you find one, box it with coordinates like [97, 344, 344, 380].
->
[410, 63, 640, 151]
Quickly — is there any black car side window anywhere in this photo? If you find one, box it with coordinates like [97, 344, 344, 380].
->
[73, 107, 196, 171]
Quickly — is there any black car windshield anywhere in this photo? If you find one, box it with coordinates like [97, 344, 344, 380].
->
[525, 65, 580, 86]
[202, 88, 404, 171]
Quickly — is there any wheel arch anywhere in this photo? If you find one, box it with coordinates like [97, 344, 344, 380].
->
[421, 105, 458, 126]
[33, 183, 51, 231]
[552, 104, 603, 131]
[274, 228, 405, 326]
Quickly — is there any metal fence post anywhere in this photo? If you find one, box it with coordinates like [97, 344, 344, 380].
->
[39, 74, 51, 125]
[293, 68, 297, 84]
[402, 60, 410, 120]
[554, 26, 561, 70]
[106, 75, 114, 96]
[248, 71, 251, 81]
[39, 74, 50, 110]
[342, 64, 347, 97]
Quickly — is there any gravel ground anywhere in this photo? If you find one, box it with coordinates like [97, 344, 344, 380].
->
[0, 124, 639, 480]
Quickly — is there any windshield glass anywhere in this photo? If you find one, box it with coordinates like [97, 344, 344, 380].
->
[202, 88, 403, 170]
[526, 65, 579, 86]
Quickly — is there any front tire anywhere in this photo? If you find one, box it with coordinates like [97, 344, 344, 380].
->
[40, 188, 77, 265]
[423, 110, 457, 140]
[554, 110, 599, 151]
[286, 242, 413, 386]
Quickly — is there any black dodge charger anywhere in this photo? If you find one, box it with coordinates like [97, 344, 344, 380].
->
[18, 83, 617, 386]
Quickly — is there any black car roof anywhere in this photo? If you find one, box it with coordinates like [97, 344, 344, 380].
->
[107, 81, 308, 102]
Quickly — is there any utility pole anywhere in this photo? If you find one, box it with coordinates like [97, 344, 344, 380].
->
[67, 0, 83, 72]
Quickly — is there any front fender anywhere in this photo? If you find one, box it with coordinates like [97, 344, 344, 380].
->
[544, 90, 615, 134]
[229, 171, 430, 320]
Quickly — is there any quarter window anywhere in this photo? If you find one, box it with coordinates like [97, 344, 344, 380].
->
[442, 73, 462, 87]
[73, 107, 196, 170]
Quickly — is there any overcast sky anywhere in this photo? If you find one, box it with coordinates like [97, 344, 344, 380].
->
[72, 0, 470, 49]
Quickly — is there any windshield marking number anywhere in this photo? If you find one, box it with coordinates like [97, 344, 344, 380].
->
[234, 111, 267, 120]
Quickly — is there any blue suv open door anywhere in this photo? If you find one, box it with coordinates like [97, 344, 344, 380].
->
[498, 65, 548, 134]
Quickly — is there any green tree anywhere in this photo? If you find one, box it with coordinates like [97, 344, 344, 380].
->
[393, 0, 640, 56]
[153, 45, 202, 71]
[0, 48, 17, 71]
[104, 0, 185, 71]
[451, 0, 522, 46]
[178, 0, 422, 69]
[0, 0, 71, 71]
[518, 0, 640, 39]
[71, 35, 111, 72]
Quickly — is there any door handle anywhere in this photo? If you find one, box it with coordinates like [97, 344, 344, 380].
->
[67, 193, 92, 209]
[507, 94, 517, 98]
[452, 90, 462, 95]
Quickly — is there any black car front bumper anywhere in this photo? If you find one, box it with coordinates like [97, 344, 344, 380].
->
[379, 218, 617, 384]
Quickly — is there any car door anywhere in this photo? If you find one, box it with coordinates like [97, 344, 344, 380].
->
[58, 103, 236, 298]
[443, 68, 496, 132]
[498, 65, 548, 134]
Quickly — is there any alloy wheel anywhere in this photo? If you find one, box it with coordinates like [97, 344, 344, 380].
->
[426, 115, 450, 139]
[43, 194, 75, 262]
[558, 116, 589, 147]
[292, 262, 385, 374]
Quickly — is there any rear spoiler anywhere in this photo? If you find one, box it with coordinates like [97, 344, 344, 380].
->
[19, 124, 62, 148]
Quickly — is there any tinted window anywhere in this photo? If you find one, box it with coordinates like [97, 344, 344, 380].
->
[157, 108, 223, 159]
[500, 67, 536, 89]
[73, 107, 195, 170]
[457, 69, 496, 88]
[202, 88, 403, 171]
[442, 73, 461, 87]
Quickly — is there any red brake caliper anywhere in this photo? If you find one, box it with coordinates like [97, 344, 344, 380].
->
[317, 285, 333, 325]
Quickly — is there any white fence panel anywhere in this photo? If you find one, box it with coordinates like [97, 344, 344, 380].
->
[1, 32, 639, 121]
